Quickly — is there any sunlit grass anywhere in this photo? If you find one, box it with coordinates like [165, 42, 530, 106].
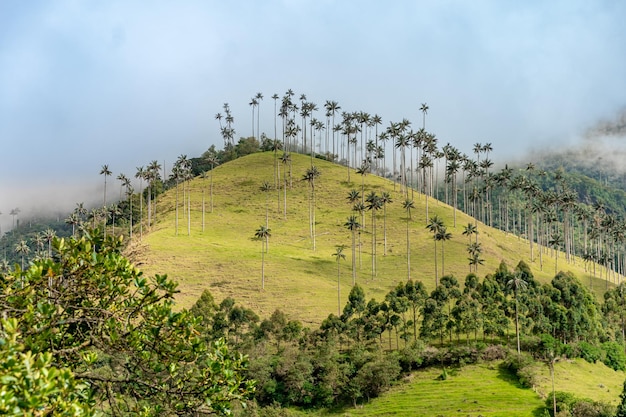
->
[134, 152, 601, 324]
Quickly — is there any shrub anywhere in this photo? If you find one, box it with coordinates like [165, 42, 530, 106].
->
[545, 392, 615, 417]
[397, 340, 426, 372]
[570, 399, 615, 417]
[576, 341, 602, 364]
[445, 345, 481, 367]
[481, 344, 507, 361]
[601, 341, 626, 371]
[546, 391, 577, 416]
[502, 351, 537, 388]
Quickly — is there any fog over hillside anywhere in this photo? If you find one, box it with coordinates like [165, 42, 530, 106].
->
[523, 108, 626, 174]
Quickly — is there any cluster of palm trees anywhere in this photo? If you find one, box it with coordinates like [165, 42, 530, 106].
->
[218, 88, 626, 293]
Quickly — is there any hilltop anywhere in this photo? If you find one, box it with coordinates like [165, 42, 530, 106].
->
[133, 151, 600, 325]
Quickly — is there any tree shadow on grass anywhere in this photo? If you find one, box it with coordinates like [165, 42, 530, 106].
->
[496, 364, 548, 417]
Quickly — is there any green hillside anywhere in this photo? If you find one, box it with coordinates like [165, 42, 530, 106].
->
[134, 151, 601, 325]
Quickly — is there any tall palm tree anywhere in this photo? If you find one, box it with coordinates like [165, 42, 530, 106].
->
[366, 192, 382, 279]
[147, 160, 162, 227]
[420, 103, 429, 129]
[43, 228, 56, 258]
[254, 225, 271, 290]
[426, 215, 445, 286]
[344, 215, 361, 285]
[10, 208, 20, 229]
[280, 152, 291, 219]
[100, 164, 112, 208]
[326, 100, 341, 159]
[380, 191, 393, 256]
[205, 153, 219, 213]
[33, 233, 45, 259]
[14, 240, 29, 271]
[402, 199, 415, 280]
[255, 92, 263, 142]
[435, 226, 453, 277]
[302, 166, 321, 250]
[135, 166, 145, 239]
[507, 271, 528, 355]
[249, 97, 258, 139]
[332, 244, 347, 315]
[124, 179, 133, 238]
[260, 181, 272, 228]
[462, 223, 478, 245]
[65, 213, 80, 237]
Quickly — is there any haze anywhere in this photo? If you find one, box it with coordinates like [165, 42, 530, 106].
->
[1, 0, 626, 233]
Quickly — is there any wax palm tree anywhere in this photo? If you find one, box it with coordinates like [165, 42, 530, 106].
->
[260, 181, 272, 228]
[549, 232, 563, 274]
[435, 226, 453, 277]
[356, 162, 369, 201]
[380, 191, 393, 256]
[10, 208, 20, 229]
[109, 203, 121, 236]
[366, 192, 382, 279]
[65, 213, 80, 237]
[33, 233, 45, 259]
[346, 189, 361, 206]
[43, 228, 56, 258]
[507, 271, 528, 355]
[326, 100, 341, 158]
[254, 225, 271, 290]
[353, 201, 366, 266]
[124, 179, 134, 238]
[272, 93, 279, 141]
[402, 199, 415, 280]
[135, 166, 145, 239]
[420, 103, 429, 129]
[332, 244, 347, 315]
[74, 202, 87, 223]
[462, 223, 478, 245]
[344, 215, 361, 285]
[467, 242, 484, 272]
[280, 152, 291, 219]
[100, 164, 112, 208]
[249, 97, 258, 139]
[205, 153, 219, 213]
[303, 166, 321, 250]
[14, 240, 29, 271]
[147, 160, 162, 227]
[426, 215, 445, 286]
[255, 92, 263, 142]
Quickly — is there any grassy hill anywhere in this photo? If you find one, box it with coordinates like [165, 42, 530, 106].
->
[132, 151, 603, 326]
[277, 360, 625, 416]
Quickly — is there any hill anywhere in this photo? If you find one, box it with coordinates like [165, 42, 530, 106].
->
[133, 151, 601, 325]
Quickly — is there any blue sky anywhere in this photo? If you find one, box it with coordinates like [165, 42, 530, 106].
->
[1, 0, 625, 230]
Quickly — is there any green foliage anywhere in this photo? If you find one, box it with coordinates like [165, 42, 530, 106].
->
[0, 231, 255, 416]
[600, 341, 626, 371]
[0, 318, 95, 416]
[546, 391, 615, 417]
[502, 351, 538, 388]
[576, 341, 602, 364]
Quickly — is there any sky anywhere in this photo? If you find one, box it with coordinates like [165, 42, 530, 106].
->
[1, 0, 626, 232]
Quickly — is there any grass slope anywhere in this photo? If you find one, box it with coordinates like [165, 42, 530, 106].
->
[271, 360, 626, 416]
[332, 363, 546, 417]
[134, 152, 602, 325]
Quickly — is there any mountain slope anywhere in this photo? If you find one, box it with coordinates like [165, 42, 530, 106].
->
[133, 152, 599, 325]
